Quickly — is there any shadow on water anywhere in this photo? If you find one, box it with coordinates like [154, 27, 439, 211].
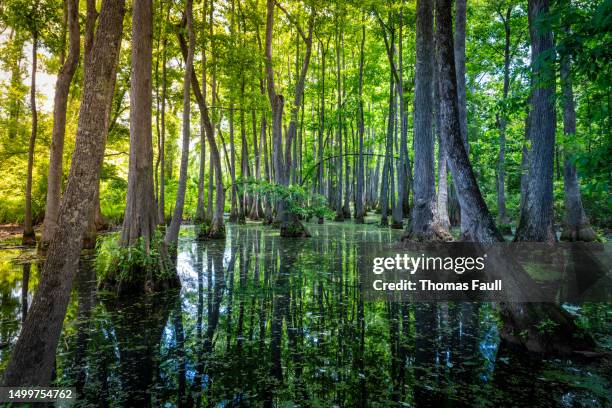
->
[0, 222, 610, 407]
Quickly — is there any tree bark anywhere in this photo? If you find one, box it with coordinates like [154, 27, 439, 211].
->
[122, 0, 159, 253]
[379, 74, 394, 227]
[195, 0, 208, 226]
[2, 0, 126, 386]
[22, 32, 38, 245]
[559, 51, 597, 241]
[434, 29, 450, 232]
[515, 0, 556, 243]
[228, 104, 239, 222]
[334, 11, 344, 221]
[177, 18, 225, 239]
[41, 0, 80, 248]
[166, 0, 195, 246]
[436, 0, 501, 244]
[355, 22, 366, 223]
[454, 0, 469, 237]
[407, 0, 447, 240]
[435, 0, 592, 355]
[265, 0, 309, 237]
[496, 7, 512, 230]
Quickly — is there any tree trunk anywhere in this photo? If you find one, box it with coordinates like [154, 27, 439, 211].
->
[397, 8, 409, 221]
[436, 0, 501, 244]
[379, 74, 393, 227]
[497, 7, 512, 230]
[177, 14, 225, 239]
[434, 30, 450, 232]
[265, 0, 309, 237]
[249, 108, 263, 219]
[334, 13, 344, 222]
[407, 0, 447, 240]
[354, 22, 366, 223]
[158, 35, 167, 225]
[166, 0, 195, 246]
[195, 21, 208, 225]
[283, 11, 314, 184]
[239, 92, 248, 224]
[22, 33, 38, 245]
[454, 0, 469, 238]
[435, 0, 592, 355]
[559, 51, 597, 241]
[41, 0, 80, 249]
[515, 0, 556, 243]
[195, 118, 207, 223]
[228, 104, 239, 222]
[122, 0, 159, 252]
[2, 0, 126, 387]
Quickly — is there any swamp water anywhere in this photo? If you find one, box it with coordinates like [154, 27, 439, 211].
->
[0, 222, 610, 407]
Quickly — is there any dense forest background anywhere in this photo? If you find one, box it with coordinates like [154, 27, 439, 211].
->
[0, 0, 609, 240]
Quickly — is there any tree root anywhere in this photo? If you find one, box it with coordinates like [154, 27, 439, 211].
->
[402, 223, 453, 242]
[497, 302, 596, 355]
[560, 224, 598, 242]
[280, 219, 311, 238]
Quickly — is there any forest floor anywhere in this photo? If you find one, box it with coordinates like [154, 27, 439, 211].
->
[0, 223, 41, 241]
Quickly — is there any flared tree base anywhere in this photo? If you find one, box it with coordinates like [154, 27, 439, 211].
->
[197, 217, 225, 240]
[402, 223, 453, 242]
[100, 264, 181, 297]
[280, 219, 311, 238]
[22, 230, 36, 246]
[561, 224, 598, 242]
[497, 302, 596, 355]
[391, 220, 403, 229]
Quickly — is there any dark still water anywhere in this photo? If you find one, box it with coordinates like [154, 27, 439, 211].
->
[0, 222, 610, 407]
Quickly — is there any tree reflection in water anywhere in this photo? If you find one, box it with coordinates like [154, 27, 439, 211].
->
[0, 223, 609, 407]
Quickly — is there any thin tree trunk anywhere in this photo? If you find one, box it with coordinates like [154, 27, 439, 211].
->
[177, 15, 225, 239]
[41, 0, 80, 248]
[496, 7, 512, 230]
[380, 74, 394, 227]
[158, 35, 167, 224]
[196, 4, 208, 225]
[355, 21, 366, 223]
[454, 0, 469, 238]
[166, 0, 195, 245]
[2, 0, 126, 386]
[334, 11, 344, 221]
[22, 33, 38, 245]
[559, 50, 597, 241]
[249, 108, 262, 219]
[239, 89, 249, 223]
[398, 7, 409, 220]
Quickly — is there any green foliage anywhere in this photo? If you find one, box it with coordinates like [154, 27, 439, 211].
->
[94, 231, 171, 287]
[243, 178, 333, 220]
[535, 317, 560, 335]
